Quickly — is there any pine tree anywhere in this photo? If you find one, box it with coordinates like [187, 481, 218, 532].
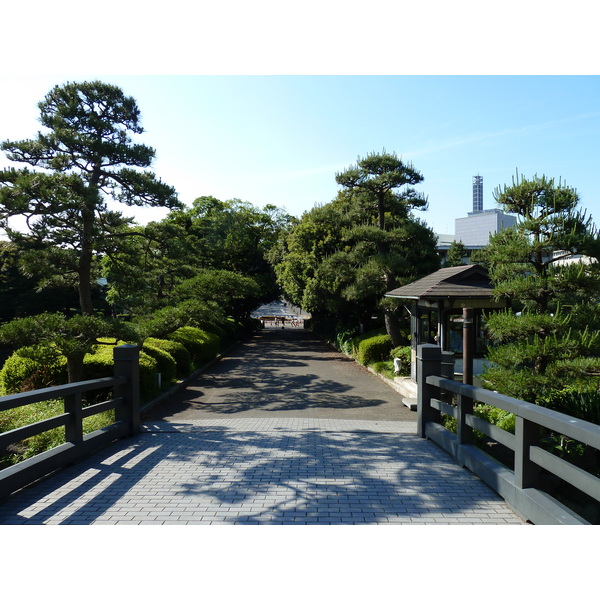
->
[477, 172, 600, 409]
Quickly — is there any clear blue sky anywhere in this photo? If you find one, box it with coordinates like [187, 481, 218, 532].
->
[2, 75, 599, 236]
[0, 74, 600, 234]
[2, 3, 599, 238]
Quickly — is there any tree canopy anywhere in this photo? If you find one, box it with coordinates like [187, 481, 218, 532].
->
[0, 80, 180, 316]
[276, 152, 439, 344]
[475, 172, 600, 411]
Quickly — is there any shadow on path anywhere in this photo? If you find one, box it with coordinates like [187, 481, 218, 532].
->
[0, 421, 520, 524]
[144, 327, 416, 422]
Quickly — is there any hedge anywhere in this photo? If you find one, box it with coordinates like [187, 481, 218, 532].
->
[141, 341, 177, 384]
[85, 344, 158, 402]
[356, 333, 393, 366]
[168, 326, 220, 366]
[143, 337, 191, 378]
[0, 347, 67, 395]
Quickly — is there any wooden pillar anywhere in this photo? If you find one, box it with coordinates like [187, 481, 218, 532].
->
[462, 307, 474, 386]
[113, 344, 140, 436]
[417, 343, 442, 438]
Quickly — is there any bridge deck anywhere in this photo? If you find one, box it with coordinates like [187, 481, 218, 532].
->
[0, 327, 526, 525]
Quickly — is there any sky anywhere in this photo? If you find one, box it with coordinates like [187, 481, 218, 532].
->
[2, 74, 599, 237]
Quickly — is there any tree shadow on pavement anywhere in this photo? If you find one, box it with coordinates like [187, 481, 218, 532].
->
[0, 424, 516, 525]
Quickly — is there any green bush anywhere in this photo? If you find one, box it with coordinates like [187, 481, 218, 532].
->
[0, 347, 67, 395]
[144, 337, 191, 377]
[474, 404, 516, 434]
[335, 325, 360, 355]
[168, 326, 220, 366]
[356, 333, 393, 366]
[546, 386, 600, 426]
[142, 341, 177, 384]
[84, 343, 158, 403]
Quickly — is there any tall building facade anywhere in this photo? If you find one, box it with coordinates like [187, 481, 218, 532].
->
[455, 209, 517, 246]
[454, 175, 517, 247]
[472, 175, 483, 212]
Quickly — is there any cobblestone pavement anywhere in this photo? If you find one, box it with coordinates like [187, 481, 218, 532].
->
[0, 328, 527, 525]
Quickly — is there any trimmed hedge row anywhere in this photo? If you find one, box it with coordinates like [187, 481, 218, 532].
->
[0, 324, 245, 402]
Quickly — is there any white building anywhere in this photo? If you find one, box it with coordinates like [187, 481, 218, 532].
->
[455, 208, 517, 247]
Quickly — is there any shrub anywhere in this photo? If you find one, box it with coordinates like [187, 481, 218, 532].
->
[168, 326, 220, 366]
[142, 341, 177, 385]
[144, 337, 191, 378]
[0, 347, 67, 395]
[335, 325, 360, 355]
[83, 346, 115, 380]
[474, 404, 516, 434]
[546, 386, 600, 426]
[356, 333, 393, 366]
[370, 361, 395, 379]
[84, 343, 159, 403]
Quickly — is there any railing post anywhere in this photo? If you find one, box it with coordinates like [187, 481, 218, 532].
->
[64, 391, 84, 444]
[417, 344, 442, 438]
[456, 392, 474, 446]
[514, 416, 542, 489]
[113, 344, 140, 436]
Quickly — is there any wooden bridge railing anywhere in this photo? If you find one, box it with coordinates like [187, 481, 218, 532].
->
[0, 344, 140, 503]
[417, 343, 600, 525]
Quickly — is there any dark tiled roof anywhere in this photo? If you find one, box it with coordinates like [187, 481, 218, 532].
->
[385, 264, 494, 299]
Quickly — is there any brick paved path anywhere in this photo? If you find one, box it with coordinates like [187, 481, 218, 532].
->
[0, 328, 527, 525]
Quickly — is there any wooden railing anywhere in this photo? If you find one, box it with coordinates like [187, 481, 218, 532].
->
[417, 343, 600, 525]
[0, 344, 140, 503]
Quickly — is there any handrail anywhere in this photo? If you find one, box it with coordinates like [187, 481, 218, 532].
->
[0, 376, 126, 411]
[417, 343, 600, 525]
[428, 376, 600, 451]
[0, 345, 140, 503]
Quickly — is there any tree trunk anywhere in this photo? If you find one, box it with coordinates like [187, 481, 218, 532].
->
[384, 310, 408, 347]
[66, 352, 86, 383]
[78, 185, 98, 316]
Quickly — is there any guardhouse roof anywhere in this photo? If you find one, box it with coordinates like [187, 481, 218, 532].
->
[385, 264, 494, 300]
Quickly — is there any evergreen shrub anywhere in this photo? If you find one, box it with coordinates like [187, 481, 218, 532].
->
[85, 343, 158, 403]
[142, 341, 177, 384]
[0, 347, 67, 394]
[168, 327, 220, 366]
[356, 333, 393, 366]
[144, 337, 191, 377]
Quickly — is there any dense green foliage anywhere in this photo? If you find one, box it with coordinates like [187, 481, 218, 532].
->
[356, 333, 393, 366]
[168, 326, 221, 366]
[474, 172, 600, 422]
[0, 81, 180, 317]
[274, 151, 439, 346]
[0, 80, 292, 467]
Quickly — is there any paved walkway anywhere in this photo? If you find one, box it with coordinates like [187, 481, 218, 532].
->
[0, 327, 526, 525]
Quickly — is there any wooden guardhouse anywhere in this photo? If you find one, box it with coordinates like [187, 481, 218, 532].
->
[385, 264, 507, 382]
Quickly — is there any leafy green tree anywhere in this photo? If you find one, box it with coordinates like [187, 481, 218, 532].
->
[0, 80, 180, 316]
[275, 167, 439, 345]
[475, 173, 600, 409]
[173, 269, 263, 322]
[0, 240, 80, 320]
[185, 197, 291, 298]
[333, 151, 439, 344]
[102, 197, 291, 315]
[102, 218, 198, 315]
